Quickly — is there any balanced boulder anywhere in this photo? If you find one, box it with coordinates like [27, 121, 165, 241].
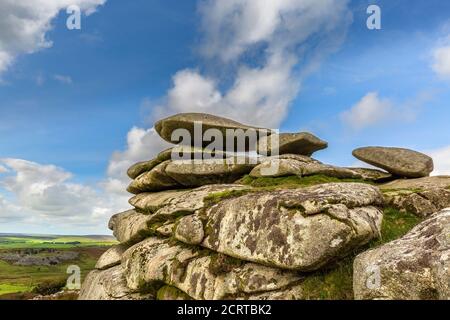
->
[352, 147, 434, 178]
[257, 132, 328, 156]
[155, 113, 272, 150]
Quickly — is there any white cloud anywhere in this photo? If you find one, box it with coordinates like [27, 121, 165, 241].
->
[0, 158, 124, 232]
[53, 74, 72, 84]
[0, 0, 106, 77]
[108, 0, 352, 196]
[428, 145, 450, 176]
[341, 92, 394, 130]
[432, 45, 450, 79]
[111, 0, 353, 195]
[104, 128, 171, 198]
[0, 164, 8, 173]
[341, 91, 432, 130]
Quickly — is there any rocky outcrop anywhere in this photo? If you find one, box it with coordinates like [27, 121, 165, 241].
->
[353, 147, 434, 178]
[81, 112, 444, 301]
[257, 132, 328, 156]
[353, 209, 450, 300]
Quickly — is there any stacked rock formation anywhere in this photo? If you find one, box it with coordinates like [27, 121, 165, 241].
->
[79, 113, 449, 300]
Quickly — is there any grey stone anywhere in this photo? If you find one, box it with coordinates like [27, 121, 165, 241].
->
[191, 183, 384, 271]
[108, 210, 152, 245]
[122, 238, 302, 300]
[257, 132, 328, 156]
[353, 209, 450, 300]
[154, 113, 272, 151]
[165, 158, 256, 187]
[78, 266, 153, 300]
[127, 161, 180, 194]
[95, 244, 129, 270]
[353, 147, 434, 178]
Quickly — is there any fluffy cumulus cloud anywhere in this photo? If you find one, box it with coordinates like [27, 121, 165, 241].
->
[104, 128, 171, 197]
[111, 0, 352, 195]
[341, 92, 394, 130]
[341, 91, 432, 130]
[428, 145, 450, 176]
[432, 45, 450, 79]
[0, 0, 106, 75]
[0, 158, 123, 232]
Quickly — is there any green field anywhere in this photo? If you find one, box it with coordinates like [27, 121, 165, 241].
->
[0, 234, 116, 299]
[0, 234, 117, 249]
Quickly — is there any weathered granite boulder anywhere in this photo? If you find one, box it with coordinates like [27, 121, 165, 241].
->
[257, 132, 328, 156]
[169, 183, 384, 271]
[108, 210, 153, 245]
[353, 209, 450, 300]
[249, 156, 390, 181]
[129, 189, 188, 214]
[352, 147, 434, 178]
[95, 244, 129, 270]
[127, 161, 180, 194]
[383, 188, 450, 217]
[155, 113, 272, 150]
[128, 148, 236, 180]
[165, 158, 256, 187]
[117, 185, 252, 243]
[122, 237, 303, 300]
[139, 184, 251, 224]
[174, 215, 205, 245]
[78, 266, 153, 300]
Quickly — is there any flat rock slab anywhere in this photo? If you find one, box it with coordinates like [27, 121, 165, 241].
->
[353, 147, 434, 178]
[165, 158, 256, 187]
[380, 176, 450, 191]
[78, 266, 153, 300]
[155, 113, 272, 150]
[145, 184, 251, 224]
[127, 147, 235, 180]
[383, 188, 450, 218]
[354, 209, 450, 300]
[129, 189, 188, 214]
[169, 183, 383, 271]
[122, 237, 303, 300]
[127, 161, 181, 194]
[95, 244, 129, 270]
[250, 157, 390, 181]
[257, 132, 328, 156]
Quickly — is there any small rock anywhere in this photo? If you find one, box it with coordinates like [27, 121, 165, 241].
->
[95, 244, 129, 270]
[174, 215, 205, 245]
[127, 161, 180, 194]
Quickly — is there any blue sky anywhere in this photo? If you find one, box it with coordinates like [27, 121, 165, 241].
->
[0, 0, 449, 234]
